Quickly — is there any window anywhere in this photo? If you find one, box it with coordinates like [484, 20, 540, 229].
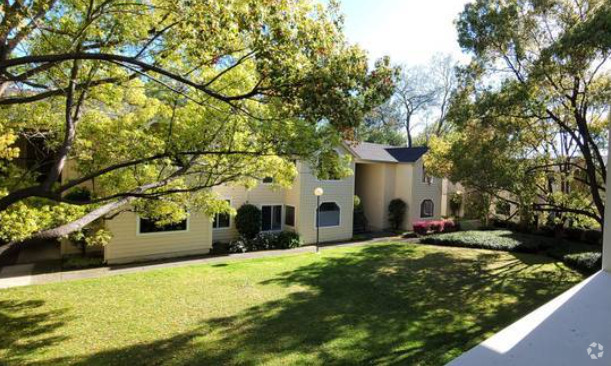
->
[139, 217, 188, 234]
[262, 177, 274, 184]
[285, 205, 296, 227]
[420, 200, 434, 218]
[213, 200, 231, 229]
[262, 205, 282, 231]
[316, 202, 340, 228]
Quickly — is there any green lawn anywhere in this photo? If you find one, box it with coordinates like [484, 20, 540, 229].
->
[0, 242, 584, 365]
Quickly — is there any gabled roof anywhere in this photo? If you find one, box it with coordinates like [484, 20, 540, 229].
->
[345, 141, 428, 163]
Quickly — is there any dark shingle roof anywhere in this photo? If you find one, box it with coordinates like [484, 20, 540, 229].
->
[348, 142, 428, 163]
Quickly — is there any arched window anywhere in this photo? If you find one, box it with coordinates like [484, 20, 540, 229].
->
[420, 200, 434, 218]
[316, 202, 340, 227]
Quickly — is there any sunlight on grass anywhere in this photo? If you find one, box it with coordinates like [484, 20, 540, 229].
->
[0, 243, 583, 365]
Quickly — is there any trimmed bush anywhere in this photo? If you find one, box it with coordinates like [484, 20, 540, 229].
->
[421, 229, 602, 273]
[443, 220, 459, 232]
[562, 252, 602, 273]
[584, 229, 602, 246]
[564, 227, 584, 242]
[235, 204, 262, 240]
[275, 231, 301, 249]
[413, 221, 429, 235]
[388, 199, 407, 230]
[211, 241, 231, 255]
[228, 238, 248, 253]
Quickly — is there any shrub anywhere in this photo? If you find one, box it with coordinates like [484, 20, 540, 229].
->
[228, 238, 248, 253]
[449, 193, 462, 217]
[211, 241, 231, 255]
[353, 195, 368, 233]
[413, 221, 429, 235]
[62, 255, 103, 270]
[248, 232, 275, 251]
[275, 231, 301, 249]
[562, 252, 602, 273]
[235, 204, 262, 240]
[564, 227, 584, 242]
[443, 220, 459, 232]
[584, 229, 602, 246]
[388, 199, 407, 230]
[429, 221, 443, 233]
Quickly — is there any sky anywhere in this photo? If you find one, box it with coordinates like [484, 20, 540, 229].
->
[336, 0, 472, 67]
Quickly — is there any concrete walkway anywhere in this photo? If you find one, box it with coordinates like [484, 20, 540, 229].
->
[0, 236, 409, 289]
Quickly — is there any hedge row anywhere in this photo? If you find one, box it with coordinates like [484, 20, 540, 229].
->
[491, 219, 602, 246]
[421, 230, 602, 274]
[413, 220, 459, 235]
[212, 231, 301, 254]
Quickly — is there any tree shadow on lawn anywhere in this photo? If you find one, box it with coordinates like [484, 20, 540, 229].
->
[31, 244, 580, 366]
[0, 300, 70, 364]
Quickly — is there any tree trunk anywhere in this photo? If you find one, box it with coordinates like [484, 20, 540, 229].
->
[0, 196, 134, 260]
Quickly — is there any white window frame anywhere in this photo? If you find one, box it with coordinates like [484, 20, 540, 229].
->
[314, 201, 342, 229]
[284, 205, 296, 227]
[136, 215, 190, 236]
[213, 198, 232, 230]
[260, 204, 283, 232]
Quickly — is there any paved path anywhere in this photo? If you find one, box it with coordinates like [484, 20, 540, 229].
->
[0, 236, 412, 289]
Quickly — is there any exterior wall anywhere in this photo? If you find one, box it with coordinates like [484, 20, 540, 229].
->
[393, 164, 414, 230]
[355, 163, 390, 231]
[211, 147, 354, 245]
[211, 183, 286, 243]
[104, 211, 212, 264]
[409, 159, 443, 228]
[297, 160, 355, 244]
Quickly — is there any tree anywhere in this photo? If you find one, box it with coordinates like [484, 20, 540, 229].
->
[394, 66, 438, 147]
[358, 102, 406, 146]
[427, 0, 610, 228]
[0, 0, 397, 255]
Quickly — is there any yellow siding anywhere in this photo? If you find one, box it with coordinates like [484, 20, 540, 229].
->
[355, 163, 386, 230]
[211, 182, 288, 242]
[393, 164, 414, 230]
[297, 160, 355, 244]
[104, 211, 212, 264]
[409, 159, 443, 228]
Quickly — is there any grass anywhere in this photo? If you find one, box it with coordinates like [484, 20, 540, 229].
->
[421, 230, 602, 273]
[0, 242, 583, 365]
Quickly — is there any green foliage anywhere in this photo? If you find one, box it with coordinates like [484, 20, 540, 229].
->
[353, 195, 368, 233]
[463, 192, 491, 222]
[388, 199, 407, 230]
[428, 0, 610, 227]
[449, 193, 463, 216]
[422, 230, 602, 273]
[62, 255, 104, 270]
[229, 231, 301, 252]
[235, 204, 262, 240]
[0, 0, 397, 244]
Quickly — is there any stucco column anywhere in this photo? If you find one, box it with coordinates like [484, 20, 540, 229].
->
[603, 126, 611, 272]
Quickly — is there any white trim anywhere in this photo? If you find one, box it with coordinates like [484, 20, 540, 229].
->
[213, 198, 232, 230]
[136, 215, 190, 236]
[284, 204, 296, 228]
[259, 203, 283, 232]
[314, 201, 342, 229]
